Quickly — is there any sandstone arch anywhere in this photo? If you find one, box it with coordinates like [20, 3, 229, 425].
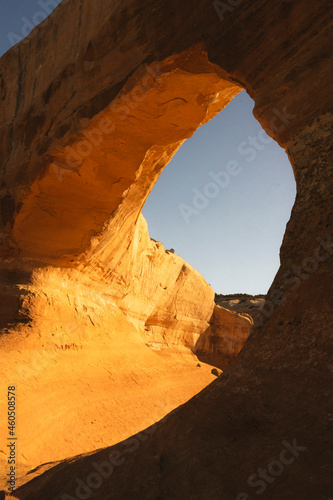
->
[0, 0, 331, 498]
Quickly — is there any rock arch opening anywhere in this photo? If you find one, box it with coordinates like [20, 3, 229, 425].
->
[142, 90, 296, 298]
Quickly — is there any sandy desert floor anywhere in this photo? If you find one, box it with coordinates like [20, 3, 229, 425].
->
[0, 313, 218, 491]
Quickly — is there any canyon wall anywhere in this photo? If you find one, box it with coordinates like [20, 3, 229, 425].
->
[0, 0, 331, 498]
[0, 211, 251, 480]
[0, 219, 252, 488]
[194, 305, 253, 369]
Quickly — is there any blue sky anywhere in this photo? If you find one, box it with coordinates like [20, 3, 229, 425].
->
[1, 2, 296, 295]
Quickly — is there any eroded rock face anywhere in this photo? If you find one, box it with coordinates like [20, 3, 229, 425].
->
[0, 0, 332, 498]
[195, 305, 253, 369]
[0, 45, 240, 262]
[0, 214, 251, 484]
[215, 293, 266, 323]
